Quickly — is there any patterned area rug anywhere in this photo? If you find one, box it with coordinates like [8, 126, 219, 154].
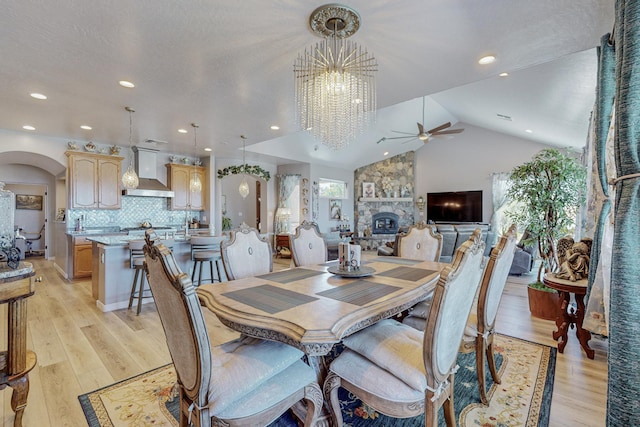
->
[79, 334, 555, 427]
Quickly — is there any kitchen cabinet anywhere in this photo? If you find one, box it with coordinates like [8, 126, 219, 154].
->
[66, 151, 123, 209]
[166, 163, 206, 210]
[73, 236, 93, 278]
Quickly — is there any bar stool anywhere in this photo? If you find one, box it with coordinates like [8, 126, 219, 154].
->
[190, 236, 223, 286]
[128, 240, 153, 315]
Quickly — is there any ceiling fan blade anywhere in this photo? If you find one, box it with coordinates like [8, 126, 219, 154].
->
[427, 122, 452, 134]
[432, 128, 464, 136]
[417, 122, 425, 135]
[376, 137, 386, 144]
[401, 137, 419, 144]
[384, 135, 418, 140]
[390, 130, 418, 136]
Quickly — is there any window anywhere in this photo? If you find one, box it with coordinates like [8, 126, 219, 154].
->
[319, 178, 347, 199]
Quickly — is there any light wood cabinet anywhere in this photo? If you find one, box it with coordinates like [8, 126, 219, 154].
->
[66, 151, 123, 209]
[73, 236, 93, 278]
[166, 163, 206, 210]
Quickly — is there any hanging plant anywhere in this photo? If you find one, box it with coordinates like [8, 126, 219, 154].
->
[217, 164, 270, 181]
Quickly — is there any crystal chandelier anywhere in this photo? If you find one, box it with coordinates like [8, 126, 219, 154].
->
[121, 106, 139, 189]
[238, 135, 250, 199]
[294, 4, 377, 150]
[189, 123, 202, 193]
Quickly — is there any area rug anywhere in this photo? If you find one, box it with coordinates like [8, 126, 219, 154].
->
[79, 334, 555, 427]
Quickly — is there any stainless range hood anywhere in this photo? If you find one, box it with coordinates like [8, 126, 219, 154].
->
[122, 147, 175, 198]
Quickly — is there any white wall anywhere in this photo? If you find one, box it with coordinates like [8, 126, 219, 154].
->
[414, 123, 555, 223]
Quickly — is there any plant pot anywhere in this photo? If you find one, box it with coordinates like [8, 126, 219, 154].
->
[527, 284, 561, 320]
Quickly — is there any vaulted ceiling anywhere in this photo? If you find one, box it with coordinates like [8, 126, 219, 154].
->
[0, 1, 614, 169]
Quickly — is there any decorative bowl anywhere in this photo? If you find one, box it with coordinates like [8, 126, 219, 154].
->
[109, 145, 121, 155]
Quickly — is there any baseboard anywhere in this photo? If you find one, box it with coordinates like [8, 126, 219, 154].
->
[53, 262, 68, 279]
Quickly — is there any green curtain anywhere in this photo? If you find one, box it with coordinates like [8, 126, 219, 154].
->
[609, 1, 640, 424]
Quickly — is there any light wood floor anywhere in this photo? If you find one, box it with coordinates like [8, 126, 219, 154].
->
[0, 256, 607, 426]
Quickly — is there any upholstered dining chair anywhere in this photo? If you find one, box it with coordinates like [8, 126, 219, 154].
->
[290, 221, 327, 267]
[459, 224, 518, 405]
[396, 223, 443, 261]
[324, 229, 486, 427]
[142, 231, 322, 427]
[220, 223, 272, 280]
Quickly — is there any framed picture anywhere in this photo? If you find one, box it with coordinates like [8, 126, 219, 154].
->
[56, 208, 66, 221]
[362, 182, 375, 198]
[329, 199, 342, 220]
[16, 194, 43, 210]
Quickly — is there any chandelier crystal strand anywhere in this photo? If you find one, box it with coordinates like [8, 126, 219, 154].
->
[121, 107, 139, 189]
[294, 5, 377, 150]
[189, 123, 202, 193]
[238, 135, 249, 198]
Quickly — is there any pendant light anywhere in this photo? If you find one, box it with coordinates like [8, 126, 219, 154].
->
[189, 123, 202, 193]
[121, 106, 139, 189]
[238, 135, 250, 199]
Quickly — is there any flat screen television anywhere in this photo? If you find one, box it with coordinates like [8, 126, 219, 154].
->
[426, 190, 483, 223]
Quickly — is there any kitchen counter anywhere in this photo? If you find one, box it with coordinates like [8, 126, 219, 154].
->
[89, 233, 226, 312]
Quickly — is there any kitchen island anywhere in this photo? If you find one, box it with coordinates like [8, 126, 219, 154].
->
[86, 233, 225, 312]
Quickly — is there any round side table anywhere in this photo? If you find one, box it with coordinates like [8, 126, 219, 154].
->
[543, 273, 594, 359]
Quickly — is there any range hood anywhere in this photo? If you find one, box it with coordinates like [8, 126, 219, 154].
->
[122, 147, 175, 198]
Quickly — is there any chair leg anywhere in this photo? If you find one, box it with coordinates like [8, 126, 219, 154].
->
[425, 398, 439, 427]
[486, 333, 501, 384]
[136, 273, 145, 315]
[215, 260, 223, 282]
[302, 383, 323, 427]
[476, 335, 488, 405]
[324, 372, 344, 427]
[128, 269, 140, 309]
[191, 261, 198, 283]
[208, 260, 214, 284]
[198, 261, 204, 286]
[443, 393, 456, 427]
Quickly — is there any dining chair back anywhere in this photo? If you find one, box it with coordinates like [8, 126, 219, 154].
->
[324, 229, 486, 427]
[460, 224, 518, 404]
[290, 221, 327, 267]
[396, 223, 442, 261]
[220, 223, 272, 280]
[142, 231, 322, 427]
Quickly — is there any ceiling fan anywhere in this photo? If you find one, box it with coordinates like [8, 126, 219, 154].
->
[376, 97, 464, 144]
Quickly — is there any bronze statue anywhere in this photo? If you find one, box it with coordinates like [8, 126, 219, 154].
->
[555, 240, 590, 282]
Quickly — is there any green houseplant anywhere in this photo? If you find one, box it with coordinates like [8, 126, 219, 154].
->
[506, 148, 586, 318]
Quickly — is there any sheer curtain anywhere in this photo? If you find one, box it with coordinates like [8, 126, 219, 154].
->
[275, 174, 300, 234]
[490, 172, 511, 234]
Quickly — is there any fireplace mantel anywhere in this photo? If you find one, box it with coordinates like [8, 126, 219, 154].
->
[359, 197, 413, 203]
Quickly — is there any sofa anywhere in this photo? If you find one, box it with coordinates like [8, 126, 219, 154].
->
[377, 223, 494, 263]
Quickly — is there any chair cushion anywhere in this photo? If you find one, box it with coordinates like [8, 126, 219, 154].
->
[341, 319, 426, 391]
[194, 250, 221, 261]
[330, 349, 424, 402]
[463, 311, 478, 340]
[401, 315, 427, 331]
[407, 294, 433, 318]
[216, 359, 317, 419]
[207, 336, 306, 414]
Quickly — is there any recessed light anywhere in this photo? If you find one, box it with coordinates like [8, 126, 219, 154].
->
[499, 72, 509, 77]
[525, 129, 533, 133]
[118, 80, 135, 88]
[270, 125, 280, 130]
[383, 151, 389, 156]
[478, 55, 496, 65]
[23, 125, 35, 131]
[204, 148, 212, 152]
[178, 129, 188, 134]
[80, 125, 92, 130]
[30, 93, 47, 100]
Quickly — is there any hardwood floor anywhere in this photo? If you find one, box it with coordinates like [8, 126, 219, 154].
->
[0, 256, 607, 426]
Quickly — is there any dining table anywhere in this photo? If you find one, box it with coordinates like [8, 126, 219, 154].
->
[196, 256, 446, 425]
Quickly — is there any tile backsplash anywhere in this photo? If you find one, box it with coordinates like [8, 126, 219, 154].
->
[67, 196, 201, 230]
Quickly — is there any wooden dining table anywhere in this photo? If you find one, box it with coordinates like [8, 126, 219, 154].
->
[197, 255, 444, 377]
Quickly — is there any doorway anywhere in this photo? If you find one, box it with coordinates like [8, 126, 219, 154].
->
[5, 183, 47, 258]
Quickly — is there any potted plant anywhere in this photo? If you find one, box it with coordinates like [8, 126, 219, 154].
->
[506, 148, 586, 319]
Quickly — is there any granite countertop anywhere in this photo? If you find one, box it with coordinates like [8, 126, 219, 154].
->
[0, 261, 34, 282]
[85, 235, 198, 246]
